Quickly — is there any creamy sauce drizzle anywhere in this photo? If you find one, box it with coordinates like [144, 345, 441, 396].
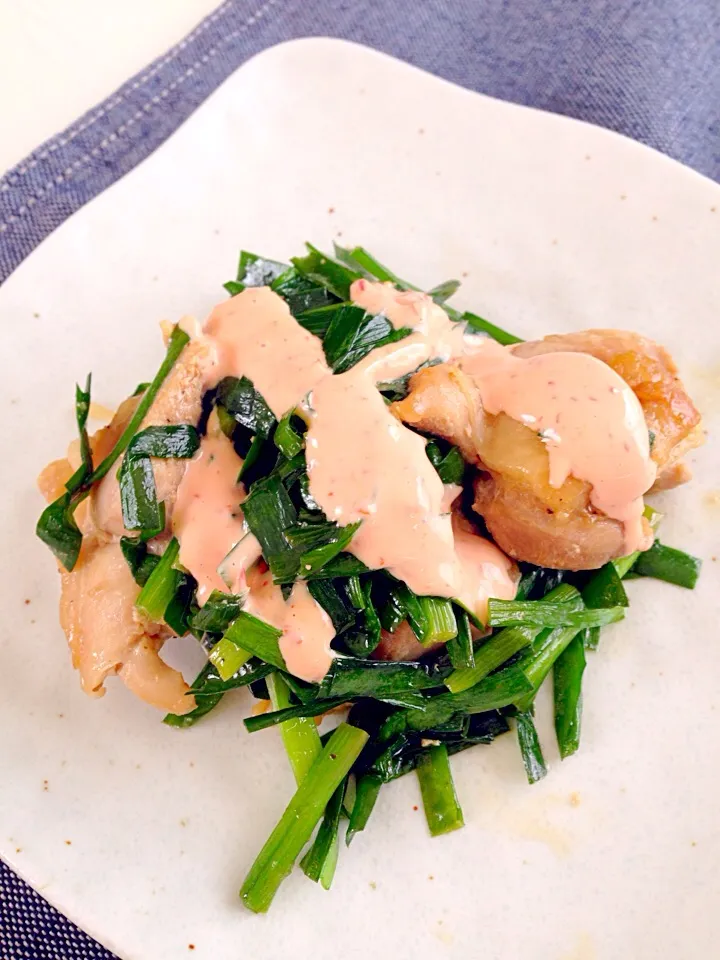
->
[172, 279, 654, 678]
[244, 566, 335, 682]
[452, 515, 519, 622]
[460, 340, 657, 551]
[204, 287, 329, 418]
[172, 432, 246, 604]
[306, 368, 460, 595]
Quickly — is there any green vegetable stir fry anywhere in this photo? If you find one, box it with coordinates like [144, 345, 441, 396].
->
[37, 242, 703, 912]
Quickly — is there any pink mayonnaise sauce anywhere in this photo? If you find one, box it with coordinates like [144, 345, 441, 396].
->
[172, 432, 246, 604]
[306, 367, 460, 596]
[460, 340, 657, 552]
[349, 279, 470, 381]
[245, 566, 335, 682]
[203, 287, 330, 419]
[452, 515, 519, 623]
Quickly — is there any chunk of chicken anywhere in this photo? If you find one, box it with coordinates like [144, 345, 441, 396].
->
[393, 330, 702, 570]
[58, 538, 195, 714]
[38, 335, 206, 715]
[512, 330, 702, 489]
[91, 338, 210, 537]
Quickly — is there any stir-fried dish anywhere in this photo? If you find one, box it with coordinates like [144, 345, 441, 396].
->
[37, 243, 704, 911]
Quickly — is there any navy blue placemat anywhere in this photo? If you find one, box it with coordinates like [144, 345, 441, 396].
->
[1, 1, 718, 956]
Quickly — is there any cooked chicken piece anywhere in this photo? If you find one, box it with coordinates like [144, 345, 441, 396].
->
[91, 338, 210, 537]
[58, 537, 195, 715]
[512, 330, 702, 490]
[393, 330, 702, 570]
[38, 341, 205, 715]
[392, 363, 482, 464]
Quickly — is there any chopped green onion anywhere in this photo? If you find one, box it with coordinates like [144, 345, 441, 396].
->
[581, 562, 629, 609]
[222, 611, 285, 670]
[273, 267, 338, 315]
[163, 657, 274, 728]
[426, 279, 461, 304]
[239, 722, 368, 912]
[292, 244, 363, 300]
[209, 637, 253, 682]
[118, 424, 199, 535]
[189, 591, 245, 634]
[68, 375, 93, 490]
[425, 440, 466, 485]
[242, 476, 298, 580]
[307, 579, 356, 634]
[332, 243, 421, 291]
[488, 599, 625, 630]
[136, 538, 183, 622]
[345, 575, 366, 610]
[553, 634, 586, 759]
[515, 710, 548, 783]
[446, 609, 474, 670]
[446, 584, 582, 693]
[514, 624, 585, 711]
[346, 774, 382, 845]
[119, 536, 160, 586]
[300, 553, 371, 580]
[632, 541, 702, 589]
[394, 584, 457, 644]
[319, 658, 438, 703]
[416, 744, 464, 836]
[244, 697, 349, 733]
[267, 673, 322, 783]
[216, 376, 276, 438]
[299, 777, 347, 888]
[322, 305, 411, 374]
[462, 311, 522, 346]
[297, 521, 362, 577]
[274, 414, 304, 459]
[384, 666, 534, 736]
[232, 250, 288, 289]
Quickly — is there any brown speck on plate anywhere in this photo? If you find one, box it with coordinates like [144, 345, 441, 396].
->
[24, 598, 31, 605]
[65, 840, 72, 846]
[328, 206, 335, 214]
[412, 805, 418, 811]
[188, 945, 196, 951]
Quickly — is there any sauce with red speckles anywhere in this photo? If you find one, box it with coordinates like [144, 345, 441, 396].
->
[460, 340, 656, 552]
[174, 280, 654, 678]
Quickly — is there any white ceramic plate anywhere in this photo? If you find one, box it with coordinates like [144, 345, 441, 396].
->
[1, 38, 719, 960]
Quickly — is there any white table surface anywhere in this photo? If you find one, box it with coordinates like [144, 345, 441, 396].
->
[0, 0, 221, 174]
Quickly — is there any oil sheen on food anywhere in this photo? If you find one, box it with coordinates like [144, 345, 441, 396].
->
[172, 280, 656, 680]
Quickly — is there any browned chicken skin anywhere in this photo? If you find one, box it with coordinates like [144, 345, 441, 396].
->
[393, 329, 702, 571]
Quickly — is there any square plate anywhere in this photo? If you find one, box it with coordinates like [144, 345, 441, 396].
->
[1, 38, 719, 960]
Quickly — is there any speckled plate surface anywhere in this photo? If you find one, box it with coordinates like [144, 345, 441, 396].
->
[1, 38, 719, 960]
